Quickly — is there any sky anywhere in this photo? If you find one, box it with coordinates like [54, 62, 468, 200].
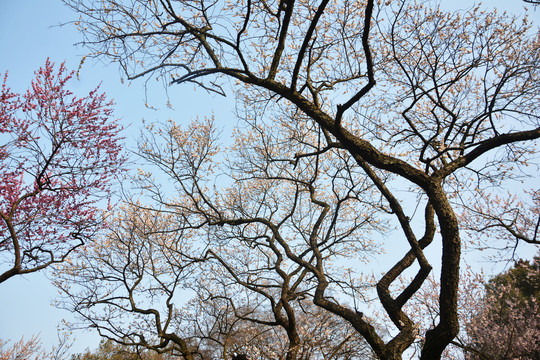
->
[0, 0, 538, 357]
[0, 0, 232, 354]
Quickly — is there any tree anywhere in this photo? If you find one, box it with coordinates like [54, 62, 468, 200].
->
[461, 255, 540, 360]
[403, 258, 540, 360]
[56, 201, 377, 360]
[71, 339, 176, 360]
[0, 59, 125, 283]
[0, 335, 44, 360]
[0, 332, 73, 360]
[189, 298, 378, 360]
[59, 0, 540, 359]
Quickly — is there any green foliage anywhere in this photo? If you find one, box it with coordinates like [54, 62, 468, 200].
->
[485, 254, 540, 307]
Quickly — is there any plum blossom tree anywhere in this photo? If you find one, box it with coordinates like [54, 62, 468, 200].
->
[461, 255, 540, 360]
[403, 259, 540, 360]
[0, 334, 44, 360]
[0, 332, 73, 360]
[0, 59, 124, 283]
[55, 199, 378, 360]
[58, 0, 540, 359]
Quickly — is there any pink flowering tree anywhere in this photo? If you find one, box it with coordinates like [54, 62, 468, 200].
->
[407, 258, 540, 359]
[0, 59, 124, 283]
[461, 256, 540, 360]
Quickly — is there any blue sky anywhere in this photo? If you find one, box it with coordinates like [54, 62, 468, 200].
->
[0, 0, 538, 356]
[0, 0, 232, 354]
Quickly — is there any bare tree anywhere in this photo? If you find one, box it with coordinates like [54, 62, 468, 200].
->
[56, 198, 377, 360]
[59, 0, 540, 359]
[55, 204, 200, 360]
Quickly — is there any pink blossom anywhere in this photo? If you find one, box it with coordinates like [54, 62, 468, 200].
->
[0, 59, 126, 283]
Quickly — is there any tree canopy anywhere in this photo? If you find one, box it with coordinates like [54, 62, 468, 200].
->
[55, 1, 540, 359]
[0, 59, 125, 283]
[463, 255, 540, 360]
